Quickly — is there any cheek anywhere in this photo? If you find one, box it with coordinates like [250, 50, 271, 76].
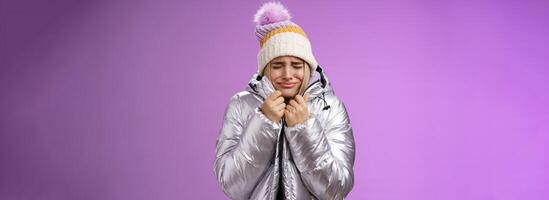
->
[270, 70, 283, 78]
[295, 71, 304, 80]
[267, 71, 279, 81]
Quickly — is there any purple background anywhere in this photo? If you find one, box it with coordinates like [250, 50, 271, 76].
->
[1, 0, 548, 199]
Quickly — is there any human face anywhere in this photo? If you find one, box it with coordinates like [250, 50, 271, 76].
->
[266, 56, 305, 98]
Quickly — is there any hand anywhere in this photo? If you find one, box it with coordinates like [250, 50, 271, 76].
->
[284, 94, 309, 127]
[260, 90, 286, 123]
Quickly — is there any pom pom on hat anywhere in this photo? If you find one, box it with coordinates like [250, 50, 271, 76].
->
[253, 2, 292, 25]
[253, 2, 318, 75]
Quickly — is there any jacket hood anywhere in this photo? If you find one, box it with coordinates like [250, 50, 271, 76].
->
[246, 65, 334, 109]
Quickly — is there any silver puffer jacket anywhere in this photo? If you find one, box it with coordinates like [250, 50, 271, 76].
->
[214, 66, 355, 200]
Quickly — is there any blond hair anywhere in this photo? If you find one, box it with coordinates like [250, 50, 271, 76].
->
[299, 62, 311, 96]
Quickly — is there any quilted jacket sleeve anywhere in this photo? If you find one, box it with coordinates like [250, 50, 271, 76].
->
[213, 94, 281, 200]
[284, 95, 356, 200]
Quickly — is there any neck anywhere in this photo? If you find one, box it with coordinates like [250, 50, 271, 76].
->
[284, 97, 291, 104]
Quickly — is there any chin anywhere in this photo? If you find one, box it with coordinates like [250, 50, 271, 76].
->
[281, 90, 298, 98]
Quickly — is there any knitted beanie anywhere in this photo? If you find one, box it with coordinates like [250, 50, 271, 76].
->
[254, 2, 318, 75]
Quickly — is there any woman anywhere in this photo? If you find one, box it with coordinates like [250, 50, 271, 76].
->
[213, 2, 355, 200]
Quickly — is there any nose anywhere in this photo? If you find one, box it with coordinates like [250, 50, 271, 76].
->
[282, 66, 292, 79]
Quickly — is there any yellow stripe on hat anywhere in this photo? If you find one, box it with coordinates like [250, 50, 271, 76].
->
[260, 26, 308, 48]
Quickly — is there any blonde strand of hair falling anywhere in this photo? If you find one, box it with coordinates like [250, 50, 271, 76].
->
[299, 62, 310, 96]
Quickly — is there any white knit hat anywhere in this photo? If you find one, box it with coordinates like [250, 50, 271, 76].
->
[254, 2, 318, 75]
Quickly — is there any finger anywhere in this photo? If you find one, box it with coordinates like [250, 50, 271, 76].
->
[289, 100, 299, 108]
[285, 107, 292, 113]
[274, 103, 286, 111]
[304, 94, 309, 102]
[286, 105, 297, 113]
[286, 104, 295, 111]
[284, 110, 292, 117]
[273, 97, 285, 105]
[295, 95, 305, 105]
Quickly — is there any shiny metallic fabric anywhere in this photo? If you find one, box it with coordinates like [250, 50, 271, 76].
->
[214, 66, 355, 200]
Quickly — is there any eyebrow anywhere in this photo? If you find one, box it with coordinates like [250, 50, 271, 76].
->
[271, 61, 304, 65]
